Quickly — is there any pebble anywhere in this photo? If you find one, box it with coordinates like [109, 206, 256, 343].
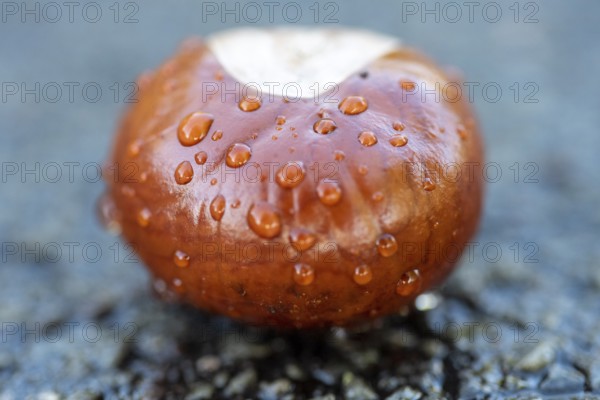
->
[258, 379, 294, 400]
[342, 372, 378, 400]
[196, 355, 221, 374]
[184, 383, 215, 400]
[285, 363, 306, 381]
[591, 360, 600, 390]
[515, 340, 557, 372]
[223, 369, 257, 397]
[384, 386, 423, 400]
[313, 368, 338, 386]
[539, 364, 585, 394]
[66, 391, 101, 400]
[37, 392, 61, 400]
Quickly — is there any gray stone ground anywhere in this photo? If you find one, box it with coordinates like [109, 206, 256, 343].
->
[1, 0, 599, 398]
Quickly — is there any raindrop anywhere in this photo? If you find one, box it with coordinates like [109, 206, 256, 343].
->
[172, 278, 185, 294]
[121, 185, 135, 197]
[339, 96, 368, 115]
[289, 228, 316, 251]
[396, 269, 422, 296]
[358, 131, 378, 147]
[239, 96, 261, 112]
[177, 112, 214, 146]
[313, 119, 337, 135]
[293, 263, 315, 286]
[137, 208, 152, 227]
[127, 140, 142, 157]
[389, 135, 408, 147]
[276, 162, 305, 189]
[173, 250, 190, 268]
[210, 194, 226, 221]
[399, 80, 416, 91]
[247, 202, 282, 238]
[372, 191, 384, 202]
[457, 125, 468, 140]
[376, 234, 398, 257]
[423, 178, 436, 191]
[194, 151, 208, 165]
[174, 161, 194, 185]
[316, 180, 342, 206]
[353, 265, 373, 285]
[393, 121, 405, 131]
[211, 130, 223, 141]
[226, 143, 252, 168]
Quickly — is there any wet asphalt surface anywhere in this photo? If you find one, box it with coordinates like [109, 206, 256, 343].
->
[1, 0, 599, 398]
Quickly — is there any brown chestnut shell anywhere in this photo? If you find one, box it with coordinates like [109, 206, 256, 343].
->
[103, 33, 484, 328]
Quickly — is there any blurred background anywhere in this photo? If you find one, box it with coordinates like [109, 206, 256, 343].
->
[1, 0, 599, 398]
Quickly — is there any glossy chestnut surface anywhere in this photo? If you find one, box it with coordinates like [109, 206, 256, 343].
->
[101, 29, 484, 328]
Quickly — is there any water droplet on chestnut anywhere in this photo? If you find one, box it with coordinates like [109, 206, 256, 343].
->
[389, 135, 408, 147]
[247, 202, 281, 238]
[194, 151, 208, 165]
[423, 178, 436, 191]
[399, 80, 416, 91]
[294, 263, 315, 286]
[393, 121, 405, 131]
[239, 96, 261, 112]
[289, 228, 316, 251]
[316, 180, 342, 206]
[211, 130, 223, 141]
[396, 269, 422, 296]
[353, 265, 373, 285]
[137, 208, 152, 228]
[210, 194, 226, 221]
[174, 250, 190, 268]
[339, 96, 368, 115]
[276, 162, 305, 189]
[226, 143, 252, 168]
[358, 131, 378, 147]
[313, 119, 337, 135]
[174, 161, 194, 185]
[376, 234, 398, 257]
[178, 112, 214, 146]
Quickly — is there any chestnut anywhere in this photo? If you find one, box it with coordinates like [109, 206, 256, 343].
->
[101, 28, 484, 328]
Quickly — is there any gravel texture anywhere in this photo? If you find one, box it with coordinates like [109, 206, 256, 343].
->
[1, 0, 599, 399]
